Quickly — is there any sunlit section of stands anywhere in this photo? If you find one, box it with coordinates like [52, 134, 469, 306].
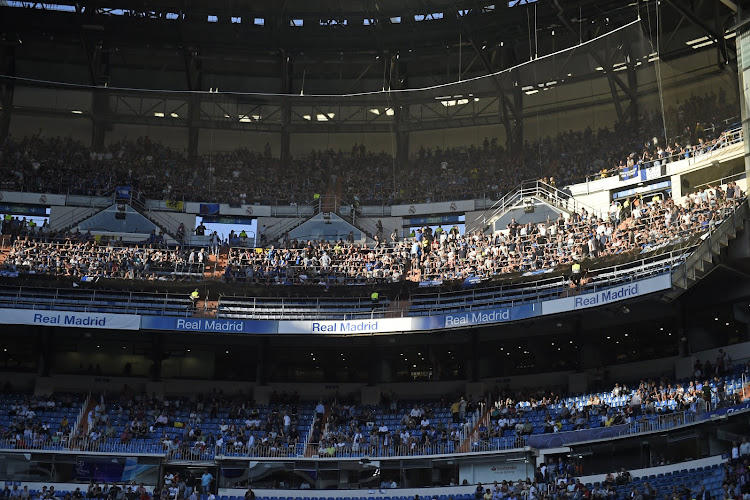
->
[218, 297, 391, 320]
[0, 286, 193, 316]
[409, 252, 688, 316]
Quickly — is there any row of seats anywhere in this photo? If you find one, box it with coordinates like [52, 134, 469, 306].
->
[0, 286, 192, 317]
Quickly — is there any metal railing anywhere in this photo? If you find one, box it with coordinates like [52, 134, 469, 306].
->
[671, 198, 750, 291]
[620, 410, 696, 436]
[584, 125, 743, 183]
[0, 286, 194, 316]
[467, 179, 599, 234]
[129, 196, 184, 241]
[70, 393, 91, 446]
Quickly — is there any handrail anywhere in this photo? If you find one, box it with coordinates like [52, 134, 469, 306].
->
[217, 250, 687, 321]
[0, 284, 194, 316]
[262, 198, 322, 246]
[466, 179, 600, 234]
[70, 392, 91, 447]
[671, 198, 750, 291]
[585, 125, 743, 183]
[692, 171, 747, 193]
[129, 196, 183, 241]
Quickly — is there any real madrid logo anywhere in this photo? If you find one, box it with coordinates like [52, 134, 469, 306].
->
[450, 202, 457, 211]
[39, 195, 47, 203]
[408, 205, 416, 214]
[245, 206, 254, 215]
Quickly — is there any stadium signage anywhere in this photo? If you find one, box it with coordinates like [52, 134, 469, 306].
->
[541, 274, 672, 315]
[140, 316, 277, 334]
[311, 320, 379, 333]
[33, 312, 107, 327]
[573, 283, 639, 308]
[175, 318, 245, 332]
[0, 308, 141, 330]
[445, 308, 510, 326]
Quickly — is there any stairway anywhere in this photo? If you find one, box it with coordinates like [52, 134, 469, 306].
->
[304, 404, 331, 457]
[129, 198, 182, 242]
[70, 395, 97, 449]
[456, 406, 490, 453]
[664, 200, 750, 300]
[468, 179, 597, 234]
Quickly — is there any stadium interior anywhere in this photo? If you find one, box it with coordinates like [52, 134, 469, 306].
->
[1, 1, 750, 500]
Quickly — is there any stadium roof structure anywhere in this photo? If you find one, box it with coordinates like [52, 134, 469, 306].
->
[0, 0, 743, 156]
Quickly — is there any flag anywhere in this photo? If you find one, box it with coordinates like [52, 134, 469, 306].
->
[199, 203, 220, 215]
[165, 200, 184, 211]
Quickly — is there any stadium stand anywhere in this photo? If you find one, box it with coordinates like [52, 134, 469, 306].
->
[0, 286, 193, 316]
[2, 359, 747, 457]
[0, 93, 738, 207]
[0, 393, 84, 450]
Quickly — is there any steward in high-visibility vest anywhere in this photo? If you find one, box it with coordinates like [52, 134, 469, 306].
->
[571, 261, 582, 287]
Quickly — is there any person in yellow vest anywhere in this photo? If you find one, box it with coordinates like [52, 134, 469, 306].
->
[190, 289, 200, 309]
[571, 260, 582, 287]
[371, 291, 379, 305]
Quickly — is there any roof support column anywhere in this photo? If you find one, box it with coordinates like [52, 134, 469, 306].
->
[0, 46, 15, 143]
[281, 51, 292, 168]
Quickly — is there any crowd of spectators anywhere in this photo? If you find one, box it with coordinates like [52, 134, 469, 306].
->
[0, 395, 75, 447]
[222, 183, 744, 285]
[475, 357, 749, 451]
[1, 180, 743, 286]
[0, 91, 738, 206]
[724, 444, 750, 499]
[75, 389, 307, 459]
[1, 237, 207, 280]
[312, 395, 482, 457]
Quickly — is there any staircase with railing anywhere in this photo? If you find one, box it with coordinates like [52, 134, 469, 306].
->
[456, 403, 487, 453]
[262, 198, 322, 246]
[665, 199, 750, 299]
[52, 189, 117, 233]
[69, 393, 93, 450]
[128, 196, 183, 242]
[304, 404, 330, 457]
[467, 179, 599, 234]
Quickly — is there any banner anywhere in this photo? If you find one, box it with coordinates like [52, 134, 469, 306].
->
[165, 200, 184, 211]
[140, 316, 277, 334]
[280, 316, 445, 334]
[696, 400, 750, 421]
[202, 215, 255, 225]
[527, 425, 628, 448]
[114, 186, 132, 200]
[0, 204, 48, 215]
[408, 215, 463, 226]
[199, 203, 220, 215]
[0, 309, 140, 330]
[460, 461, 531, 485]
[443, 304, 538, 328]
[391, 200, 475, 217]
[542, 274, 671, 316]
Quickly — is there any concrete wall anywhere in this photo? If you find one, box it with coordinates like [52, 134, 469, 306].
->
[48, 206, 101, 232]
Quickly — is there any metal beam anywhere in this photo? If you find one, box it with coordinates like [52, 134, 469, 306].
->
[0, 46, 14, 142]
[664, 0, 735, 64]
[718, 0, 738, 13]
[468, 39, 522, 153]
